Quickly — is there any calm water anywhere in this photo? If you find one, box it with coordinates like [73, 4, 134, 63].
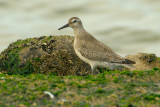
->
[0, 0, 160, 56]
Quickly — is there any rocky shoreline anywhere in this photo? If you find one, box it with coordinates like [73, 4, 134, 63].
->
[0, 35, 159, 75]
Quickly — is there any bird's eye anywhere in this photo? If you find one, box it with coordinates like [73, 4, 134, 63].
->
[73, 20, 77, 23]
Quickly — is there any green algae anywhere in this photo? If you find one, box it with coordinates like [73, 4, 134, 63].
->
[0, 70, 160, 107]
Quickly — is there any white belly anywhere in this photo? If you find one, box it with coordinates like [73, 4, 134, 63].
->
[75, 50, 93, 64]
[75, 50, 116, 69]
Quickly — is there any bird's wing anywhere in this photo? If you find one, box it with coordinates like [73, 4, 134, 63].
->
[77, 38, 125, 63]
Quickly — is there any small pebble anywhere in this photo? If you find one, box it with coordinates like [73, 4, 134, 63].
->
[44, 91, 54, 99]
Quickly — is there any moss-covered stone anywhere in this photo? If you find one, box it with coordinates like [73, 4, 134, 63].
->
[0, 35, 91, 75]
[125, 53, 160, 71]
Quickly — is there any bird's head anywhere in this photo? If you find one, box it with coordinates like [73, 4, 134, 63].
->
[58, 17, 83, 30]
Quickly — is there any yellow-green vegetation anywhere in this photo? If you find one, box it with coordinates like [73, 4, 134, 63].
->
[0, 69, 160, 107]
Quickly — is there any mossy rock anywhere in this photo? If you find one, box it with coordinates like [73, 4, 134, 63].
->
[0, 35, 91, 75]
[125, 53, 160, 71]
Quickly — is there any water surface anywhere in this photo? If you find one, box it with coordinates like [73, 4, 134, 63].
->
[0, 0, 160, 56]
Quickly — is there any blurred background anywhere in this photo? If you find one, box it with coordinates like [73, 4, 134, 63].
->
[0, 0, 160, 56]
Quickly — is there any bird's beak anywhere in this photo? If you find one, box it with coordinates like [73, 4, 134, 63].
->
[58, 24, 69, 30]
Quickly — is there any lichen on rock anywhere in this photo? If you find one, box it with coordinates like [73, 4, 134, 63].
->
[125, 53, 160, 71]
[0, 35, 91, 75]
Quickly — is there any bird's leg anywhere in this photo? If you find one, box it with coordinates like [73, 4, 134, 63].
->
[91, 65, 95, 73]
[91, 65, 99, 75]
